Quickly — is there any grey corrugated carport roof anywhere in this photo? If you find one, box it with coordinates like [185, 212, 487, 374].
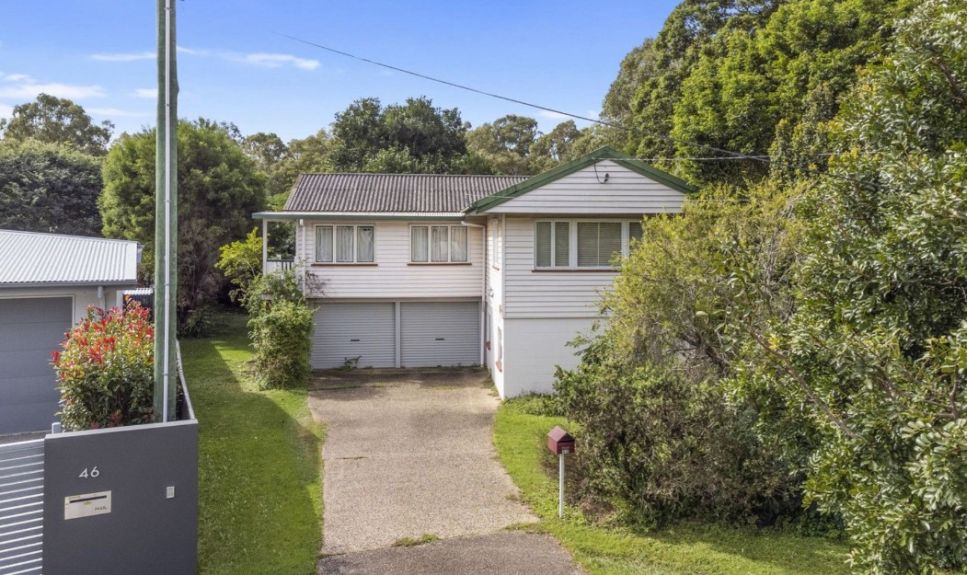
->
[282, 173, 530, 214]
[0, 229, 140, 287]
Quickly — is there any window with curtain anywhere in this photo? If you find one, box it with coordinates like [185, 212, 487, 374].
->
[431, 226, 448, 262]
[316, 224, 374, 263]
[450, 226, 468, 262]
[356, 226, 374, 262]
[411, 225, 468, 263]
[335, 226, 354, 262]
[315, 225, 333, 262]
[411, 226, 429, 262]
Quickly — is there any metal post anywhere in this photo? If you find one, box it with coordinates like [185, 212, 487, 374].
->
[153, 0, 178, 422]
[558, 453, 565, 518]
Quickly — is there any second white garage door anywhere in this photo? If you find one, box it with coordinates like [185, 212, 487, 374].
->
[400, 302, 480, 367]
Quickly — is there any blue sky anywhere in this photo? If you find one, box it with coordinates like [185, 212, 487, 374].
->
[0, 1, 678, 142]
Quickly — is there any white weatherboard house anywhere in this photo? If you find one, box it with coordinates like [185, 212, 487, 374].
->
[255, 147, 693, 398]
[0, 230, 140, 434]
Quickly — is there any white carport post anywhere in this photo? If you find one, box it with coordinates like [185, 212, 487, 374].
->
[262, 218, 269, 271]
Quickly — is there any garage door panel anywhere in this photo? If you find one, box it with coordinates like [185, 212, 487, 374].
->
[0, 325, 66, 352]
[0, 375, 59, 402]
[0, 350, 60, 377]
[0, 398, 60, 435]
[400, 302, 479, 368]
[0, 297, 70, 323]
[0, 297, 71, 434]
[312, 303, 395, 369]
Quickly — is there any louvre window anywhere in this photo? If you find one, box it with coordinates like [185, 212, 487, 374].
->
[535, 220, 640, 269]
[535, 221, 571, 268]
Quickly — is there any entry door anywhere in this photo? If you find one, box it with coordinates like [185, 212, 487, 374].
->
[311, 303, 396, 369]
[400, 302, 480, 368]
[0, 297, 72, 433]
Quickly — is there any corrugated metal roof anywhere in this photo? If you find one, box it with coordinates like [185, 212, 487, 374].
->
[283, 173, 530, 213]
[0, 230, 140, 287]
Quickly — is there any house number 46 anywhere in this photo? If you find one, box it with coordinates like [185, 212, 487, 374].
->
[78, 467, 100, 479]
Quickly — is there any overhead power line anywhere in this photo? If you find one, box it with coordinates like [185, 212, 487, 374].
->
[276, 33, 824, 166]
[277, 32, 616, 129]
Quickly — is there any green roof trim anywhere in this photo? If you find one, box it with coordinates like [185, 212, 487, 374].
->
[465, 146, 696, 214]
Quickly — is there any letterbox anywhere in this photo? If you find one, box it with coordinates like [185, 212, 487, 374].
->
[547, 426, 576, 455]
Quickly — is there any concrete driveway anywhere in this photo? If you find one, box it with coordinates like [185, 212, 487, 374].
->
[309, 368, 581, 574]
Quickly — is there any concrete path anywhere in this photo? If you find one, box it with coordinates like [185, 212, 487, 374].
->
[309, 368, 581, 574]
[318, 532, 581, 575]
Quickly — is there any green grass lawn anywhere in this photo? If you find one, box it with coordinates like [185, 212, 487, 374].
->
[494, 398, 851, 575]
[181, 312, 324, 575]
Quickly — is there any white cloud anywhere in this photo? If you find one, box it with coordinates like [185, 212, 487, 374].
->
[1, 73, 33, 83]
[235, 52, 319, 70]
[537, 110, 570, 121]
[91, 51, 154, 62]
[87, 107, 148, 118]
[132, 88, 155, 99]
[0, 102, 12, 119]
[0, 81, 106, 100]
[177, 45, 319, 71]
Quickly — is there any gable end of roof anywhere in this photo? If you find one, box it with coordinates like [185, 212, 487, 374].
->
[466, 146, 696, 214]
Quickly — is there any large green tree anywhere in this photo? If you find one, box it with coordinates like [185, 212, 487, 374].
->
[100, 119, 265, 324]
[605, 0, 907, 185]
[327, 97, 469, 173]
[755, 1, 967, 569]
[0, 139, 102, 235]
[0, 94, 113, 156]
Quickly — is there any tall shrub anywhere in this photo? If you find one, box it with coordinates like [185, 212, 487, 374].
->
[245, 272, 313, 389]
[556, 182, 810, 527]
[52, 304, 154, 430]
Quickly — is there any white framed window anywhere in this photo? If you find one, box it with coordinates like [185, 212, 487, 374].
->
[410, 225, 469, 263]
[534, 220, 643, 269]
[315, 224, 375, 263]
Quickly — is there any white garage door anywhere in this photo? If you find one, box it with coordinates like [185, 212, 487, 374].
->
[400, 302, 480, 368]
[0, 297, 72, 434]
[312, 303, 396, 369]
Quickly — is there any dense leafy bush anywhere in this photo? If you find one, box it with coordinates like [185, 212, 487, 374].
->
[751, 2, 967, 570]
[562, 2, 966, 572]
[216, 228, 263, 303]
[52, 304, 154, 430]
[557, 182, 810, 528]
[245, 271, 313, 389]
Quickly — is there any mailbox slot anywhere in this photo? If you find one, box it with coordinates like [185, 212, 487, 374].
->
[547, 426, 576, 455]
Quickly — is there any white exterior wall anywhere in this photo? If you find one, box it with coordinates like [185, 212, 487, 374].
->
[486, 160, 685, 215]
[501, 317, 598, 397]
[503, 217, 617, 318]
[0, 286, 129, 324]
[484, 216, 505, 396]
[294, 220, 484, 299]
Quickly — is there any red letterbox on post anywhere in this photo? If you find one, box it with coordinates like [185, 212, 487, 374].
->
[547, 426, 576, 455]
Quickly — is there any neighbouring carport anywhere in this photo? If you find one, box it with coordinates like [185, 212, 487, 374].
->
[311, 300, 481, 369]
[0, 297, 72, 434]
[0, 230, 140, 437]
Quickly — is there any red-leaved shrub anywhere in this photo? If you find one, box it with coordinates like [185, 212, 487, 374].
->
[52, 303, 154, 430]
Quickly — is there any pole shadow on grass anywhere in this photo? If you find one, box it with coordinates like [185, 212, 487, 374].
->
[181, 312, 324, 575]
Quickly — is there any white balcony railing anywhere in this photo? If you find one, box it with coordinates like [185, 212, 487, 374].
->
[265, 259, 294, 274]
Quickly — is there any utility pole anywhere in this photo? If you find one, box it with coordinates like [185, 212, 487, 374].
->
[153, 0, 178, 422]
